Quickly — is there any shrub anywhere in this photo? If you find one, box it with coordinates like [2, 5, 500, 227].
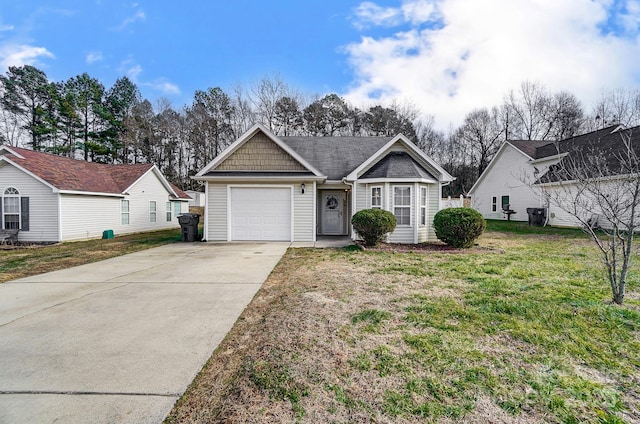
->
[433, 207, 485, 248]
[351, 209, 397, 247]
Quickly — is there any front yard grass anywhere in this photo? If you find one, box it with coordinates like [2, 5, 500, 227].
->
[0, 229, 181, 283]
[165, 229, 640, 423]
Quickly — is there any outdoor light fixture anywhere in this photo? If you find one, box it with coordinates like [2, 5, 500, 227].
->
[301, 183, 305, 194]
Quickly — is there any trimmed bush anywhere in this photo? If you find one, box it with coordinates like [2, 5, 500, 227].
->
[351, 208, 397, 247]
[433, 207, 485, 248]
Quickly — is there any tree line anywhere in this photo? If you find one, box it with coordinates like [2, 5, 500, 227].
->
[2, 65, 638, 193]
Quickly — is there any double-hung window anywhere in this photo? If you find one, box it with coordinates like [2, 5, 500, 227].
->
[371, 187, 382, 209]
[149, 201, 157, 223]
[166, 202, 172, 222]
[420, 187, 427, 226]
[3, 187, 20, 230]
[393, 186, 411, 226]
[121, 200, 130, 225]
[492, 196, 497, 212]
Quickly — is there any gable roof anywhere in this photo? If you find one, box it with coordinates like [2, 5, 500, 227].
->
[360, 152, 437, 180]
[469, 125, 635, 194]
[195, 123, 324, 178]
[0, 145, 188, 198]
[281, 136, 392, 180]
[194, 123, 453, 183]
[538, 125, 640, 183]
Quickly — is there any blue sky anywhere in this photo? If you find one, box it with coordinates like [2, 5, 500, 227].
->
[2, 0, 640, 129]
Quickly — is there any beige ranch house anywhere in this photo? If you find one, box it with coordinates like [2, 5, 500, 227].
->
[194, 123, 455, 244]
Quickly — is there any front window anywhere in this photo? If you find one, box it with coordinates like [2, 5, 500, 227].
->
[420, 187, 427, 226]
[492, 196, 497, 212]
[149, 201, 157, 223]
[3, 187, 20, 230]
[166, 202, 172, 222]
[371, 186, 382, 209]
[121, 200, 130, 225]
[393, 186, 411, 226]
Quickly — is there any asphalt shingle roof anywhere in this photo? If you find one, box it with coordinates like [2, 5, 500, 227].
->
[280, 136, 392, 180]
[361, 152, 436, 180]
[2, 146, 189, 198]
[533, 125, 640, 183]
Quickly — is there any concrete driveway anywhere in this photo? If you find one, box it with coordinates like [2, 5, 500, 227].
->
[0, 242, 289, 424]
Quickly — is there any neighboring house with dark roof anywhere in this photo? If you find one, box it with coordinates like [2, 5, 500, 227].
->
[468, 125, 633, 227]
[194, 123, 455, 244]
[0, 145, 191, 242]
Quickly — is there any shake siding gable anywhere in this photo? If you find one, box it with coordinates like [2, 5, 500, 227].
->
[0, 163, 59, 242]
[217, 132, 307, 171]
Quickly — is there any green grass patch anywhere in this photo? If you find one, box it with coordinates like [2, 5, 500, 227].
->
[0, 229, 181, 283]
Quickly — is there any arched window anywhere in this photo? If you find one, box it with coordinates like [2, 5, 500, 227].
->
[3, 187, 20, 230]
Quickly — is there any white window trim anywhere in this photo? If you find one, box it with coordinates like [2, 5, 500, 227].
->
[392, 185, 412, 227]
[370, 185, 382, 209]
[149, 201, 157, 223]
[121, 199, 130, 225]
[420, 186, 427, 226]
[3, 187, 21, 230]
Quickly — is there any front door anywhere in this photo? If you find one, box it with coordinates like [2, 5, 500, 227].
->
[321, 191, 345, 235]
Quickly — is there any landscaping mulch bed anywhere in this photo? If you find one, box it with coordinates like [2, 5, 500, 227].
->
[358, 241, 505, 254]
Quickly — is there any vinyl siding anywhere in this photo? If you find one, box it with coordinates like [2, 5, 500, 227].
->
[207, 183, 227, 241]
[60, 170, 179, 241]
[60, 195, 121, 240]
[293, 181, 314, 242]
[0, 163, 59, 242]
[427, 183, 439, 241]
[471, 144, 543, 221]
[206, 182, 314, 242]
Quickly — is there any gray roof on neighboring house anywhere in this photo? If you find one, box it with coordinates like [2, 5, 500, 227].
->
[280, 136, 392, 180]
[538, 125, 640, 183]
[361, 152, 436, 180]
[507, 140, 553, 159]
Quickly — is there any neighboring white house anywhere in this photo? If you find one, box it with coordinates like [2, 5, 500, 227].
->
[0, 145, 191, 242]
[194, 123, 455, 244]
[185, 190, 205, 207]
[469, 125, 632, 227]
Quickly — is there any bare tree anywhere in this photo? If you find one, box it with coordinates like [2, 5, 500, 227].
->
[589, 89, 640, 130]
[537, 128, 640, 304]
[453, 107, 504, 177]
[250, 75, 289, 132]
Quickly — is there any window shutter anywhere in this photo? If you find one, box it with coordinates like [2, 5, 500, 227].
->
[21, 197, 29, 231]
[0, 199, 3, 229]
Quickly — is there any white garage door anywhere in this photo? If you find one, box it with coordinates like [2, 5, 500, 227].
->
[230, 187, 292, 241]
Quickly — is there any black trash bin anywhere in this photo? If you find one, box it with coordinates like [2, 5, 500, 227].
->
[178, 213, 200, 242]
[526, 208, 546, 226]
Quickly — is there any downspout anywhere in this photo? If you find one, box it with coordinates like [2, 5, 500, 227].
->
[342, 178, 355, 239]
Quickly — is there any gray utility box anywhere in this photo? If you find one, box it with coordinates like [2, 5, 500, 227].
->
[526, 208, 546, 226]
[178, 213, 200, 242]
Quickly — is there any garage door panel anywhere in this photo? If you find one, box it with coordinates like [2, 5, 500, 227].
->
[230, 187, 291, 241]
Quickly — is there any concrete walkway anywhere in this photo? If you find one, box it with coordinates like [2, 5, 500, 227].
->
[0, 242, 289, 424]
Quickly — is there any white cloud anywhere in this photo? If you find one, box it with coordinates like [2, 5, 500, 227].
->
[126, 64, 142, 80]
[113, 9, 146, 31]
[0, 24, 14, 32]
[144, 79, 181, 95]
[86, 51, 103, 64]
[344, 0, 640, 130]
[0, 43, 54, 72]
